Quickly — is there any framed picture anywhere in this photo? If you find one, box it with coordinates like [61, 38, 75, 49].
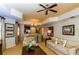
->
[5, 23, 14, 38]
[62, 25, 75, 35]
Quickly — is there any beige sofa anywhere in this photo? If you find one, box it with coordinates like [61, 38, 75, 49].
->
[46, 37, 79, 55]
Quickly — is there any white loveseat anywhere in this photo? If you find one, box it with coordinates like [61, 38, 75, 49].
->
[46, 37, 79, 55]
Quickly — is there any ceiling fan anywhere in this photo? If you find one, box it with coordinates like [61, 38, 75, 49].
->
[37, 4, 57, 15]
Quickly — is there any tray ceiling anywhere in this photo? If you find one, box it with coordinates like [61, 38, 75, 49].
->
[5, 3, 79, 23]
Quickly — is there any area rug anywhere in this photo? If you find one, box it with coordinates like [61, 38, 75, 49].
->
[22, 46, 47, 55]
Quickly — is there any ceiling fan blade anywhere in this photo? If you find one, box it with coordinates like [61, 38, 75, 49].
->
[49, 9, 57, 13]
[39, 4, 47, 9]
[48, 4, 57, 8]
[37, 9, 45, 12]
[45, 10, 48, 15]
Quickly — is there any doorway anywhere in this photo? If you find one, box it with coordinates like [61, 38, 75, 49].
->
[15, 22, 20, 45]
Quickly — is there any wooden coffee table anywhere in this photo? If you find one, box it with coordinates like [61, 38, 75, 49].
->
[22, 46, 47, 55]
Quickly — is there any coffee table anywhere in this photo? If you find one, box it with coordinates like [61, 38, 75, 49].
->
[22, 46, 47, 55]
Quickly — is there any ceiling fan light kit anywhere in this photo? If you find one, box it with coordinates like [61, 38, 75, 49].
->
[37, 4, 57, 15]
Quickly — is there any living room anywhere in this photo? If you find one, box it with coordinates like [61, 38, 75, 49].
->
[0, 1, 79, 56]
[1, 0, 79, 59]
[44, 8, 79, 55]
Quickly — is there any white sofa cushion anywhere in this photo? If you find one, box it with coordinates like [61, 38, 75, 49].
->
[62, 40, 67, 47]
[51, 37, 58, 44]
[47, 40, 68, 54]
[47, 37, 79, 55]
[55, 45, 69, 54]
[57, 39, 62, 44]
[51, 37, 56, 43]
[57, 39, 67, 47]
[66, 40, 79, 48]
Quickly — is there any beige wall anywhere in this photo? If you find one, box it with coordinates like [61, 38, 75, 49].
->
[30, 27, 36, 34]
[49, 15, 79, 41]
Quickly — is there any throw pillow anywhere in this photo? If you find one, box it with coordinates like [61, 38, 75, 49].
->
[57, 39, 67, 47]
[57, 38, 62, 45]
[55, 38, 58, 44]
[63, 40, 67, 47]
[51, 37, 56, 43]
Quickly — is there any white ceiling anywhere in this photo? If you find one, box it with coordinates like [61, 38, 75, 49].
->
[5, 3, 79, 23]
